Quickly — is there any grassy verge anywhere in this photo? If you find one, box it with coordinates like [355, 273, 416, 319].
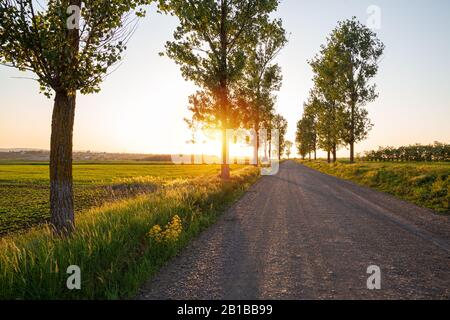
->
[298, 160, 449, 214]
[0, 166, 260, 299]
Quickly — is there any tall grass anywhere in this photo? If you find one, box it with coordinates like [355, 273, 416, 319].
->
[299, 160, 449, 214]
[0, 166, 259, 299]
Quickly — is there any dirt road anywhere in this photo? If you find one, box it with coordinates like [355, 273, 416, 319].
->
[138, 161, 449, 299]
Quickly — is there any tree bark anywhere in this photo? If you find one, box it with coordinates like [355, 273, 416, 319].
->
[332, 145, 337, 163]
[253, 124, 259, 167]
[49, 0, 80, 234]
[219, 0, 230, 179]
[221, 127, 230, 179]
[268, 133, 272, 160]
[253, 84, 262, 167]
[349, 90, 356, 163]
[350, 101, 355, 163]
[349, 101, 355, 163]
[278, 138, 281, 161]
[50, 91, 76, 235]
[350, 142, 355, 163]
[327, 151, 331, 163]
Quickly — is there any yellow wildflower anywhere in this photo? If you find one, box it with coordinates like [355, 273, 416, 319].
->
[148, 215, 183, 243]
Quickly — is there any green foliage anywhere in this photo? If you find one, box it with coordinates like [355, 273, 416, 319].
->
[300, 160, 450, 214]
[0, 166, 260, 299]
[159, 0, 281, 131]
[298, 17, 385, 160]
[296, 103, 317, 159]
[238, 19, 286, 133]
[271, 113, 288, 159]
[364, 142, 450, 162]
[159, 0, 279, 89]
[327, 17, 384, 146]
[0, 0, 153, 97]
[284, 140, 293, 158]
[308, 48, 345, 153]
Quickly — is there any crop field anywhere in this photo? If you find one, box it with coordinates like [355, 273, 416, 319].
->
[0, 164, 259, 299]
[299, 160, 450, 214]
[0, 162, 243, 235]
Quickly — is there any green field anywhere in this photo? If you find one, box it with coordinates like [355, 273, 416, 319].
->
[299, 160, 450, 214]
[0, 164, 259, 299]
[0, 162, 243, 235]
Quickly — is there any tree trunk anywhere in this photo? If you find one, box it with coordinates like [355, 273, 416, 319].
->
[350, 142, 355, 163]
[278, 143, 281, 161]
[349, 97, 356, 163]
[269, 136, 272, 160]
[221, 127, 230, 179]
[254, 85, 262, 167]
[332, 145, 337, 163]
[327, 151, 331, 163]
[253, 124, 259, 167]
[48, 0, 80, 235]
[50, 91, 76, 235]
[219, 0, 230, 180]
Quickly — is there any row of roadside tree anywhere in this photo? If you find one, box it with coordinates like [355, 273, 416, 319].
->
[296, 18, 385, 163]
[176, 0, 289, 171]
[0, 0, 288, 234]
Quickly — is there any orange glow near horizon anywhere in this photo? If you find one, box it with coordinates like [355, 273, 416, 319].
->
[178, 129, 256, 159]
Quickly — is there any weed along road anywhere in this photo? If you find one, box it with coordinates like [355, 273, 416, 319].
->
[138, 161, 450, 299]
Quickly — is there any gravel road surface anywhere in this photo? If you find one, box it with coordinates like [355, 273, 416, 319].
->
[138, 161, 449, 299]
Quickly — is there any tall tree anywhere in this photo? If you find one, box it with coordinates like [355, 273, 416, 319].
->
[295, 121, 309, 160]
[302, 101, 318, 160]
[239, 19, 286, 165]
[284, 140, 293, 159]
[309, 47, 345, 163]
[296, 110, 316, 161]
[327, 17, 385, 163]
[159, 0, 281, 178]
[271, 113, 288, 160]
[0, 0, 152, 234]
[303, 93, 331, 162]
[259, 99, 274, 161]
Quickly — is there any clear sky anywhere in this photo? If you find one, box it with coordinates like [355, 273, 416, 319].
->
[1, 0, 449, 156]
